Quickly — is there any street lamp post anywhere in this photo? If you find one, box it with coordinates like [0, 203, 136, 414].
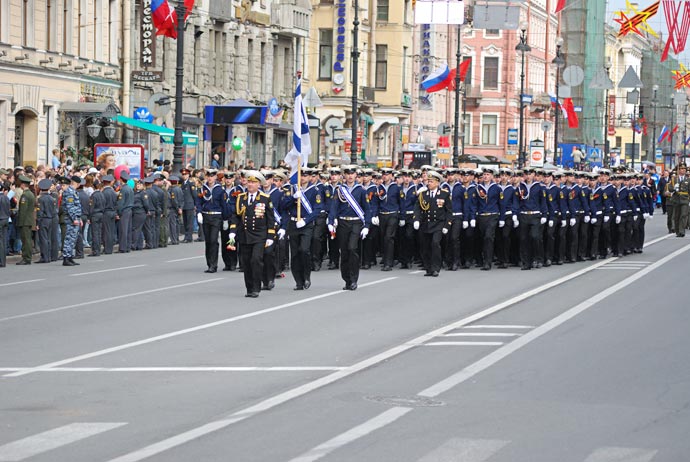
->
[516, 22, 531, 169]
[603, 58, 612, 167]
[452, 23, 462, 168]
[630, 89, 639, 171]
[172, 0, 187, 174]
[652, 84, 658, 164]
[684, 106, 688, 160]
[552, 37, 565, 166]
[350, 0, 360, 165]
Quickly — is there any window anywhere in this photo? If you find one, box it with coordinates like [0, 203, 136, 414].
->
[485, 29, 500, 37]
[94, 0, 102, 60]
[375, 45, 387, 88]
[482, 115, 498, 145]
[318, 29, 333, 80]
[483, 56, 499, 90]
[46, 0, 54, 50]
[63, 0, 72, 53]
[462, 114, 471, 145]
[402, 46, 408, 91]
[462, 56, 472, 87]
[377, 0, 389, 21]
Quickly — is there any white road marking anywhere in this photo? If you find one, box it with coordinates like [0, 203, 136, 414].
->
[0, 278, 224, 324]
[416, 437, 510, 462]
[101, 233, 676, 462]
[286, 407, 413, 462]
[0, 422, 126, 461]
[464, 325, 534, 329]
[166, 255, 205, 263]
[102, 256, 623, 462]
[69, 265, 147, 277]
[424, 342, 505, 346]
[4, 277, 397, 378]
[0, 366, 346, 373]
[442, 333, 520, 337]
[583, 446, 658, 462]
[0, 279, 45, 288]
[410, 270, 425, 274]
[595, 267, 643, 270]
[417, 242, 690, 398]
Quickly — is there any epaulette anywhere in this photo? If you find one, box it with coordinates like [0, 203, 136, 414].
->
[259, 191, 269, 198]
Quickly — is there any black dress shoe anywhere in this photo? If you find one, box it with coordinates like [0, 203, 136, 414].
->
[399, 263, 410, 269]
[544, 260, 552, 267]
[481, 264, 491, 271]
[349, 283, 357, 290]
[424, 271, 433, 276]
[222, 266, 234, 271]
[204, 267, 217, 273]
[245, 292, 259, 298]
[88, 253, 100, 257]
[267, 281, 275, 290]
[35, 260, 49, 264]
[342, 284, 351, 290]
[362, 264, 371, 270]
[312, 264, 321, 272]
[431, 271, 439, 277]
[328, 263, 338, 270]
[16, 260, 31, 265]
[62, 258, 75, 266]
[69, 258, 80, 265]
[535, 262, 543, 268]
[294, 286, 304, 290]
[521, 266, 531, 270]
[496, 263, 508, 269]
[303, 280, 311, 289]
[381, 266, 392, 271]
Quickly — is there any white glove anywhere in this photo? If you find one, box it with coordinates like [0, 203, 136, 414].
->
[360, 227, 369, 239]
[591, 218, 597, 224]
[584, 215, 590, 224]
[569, 218, 576, 227]
[372, 216, 380, 226]
[294, 189, 303, 199]
[643, 213, 650, 219]
[604, 215, 610, 223]
[513, 215, 519, 226]
[399, 220, 406, 227]
[328, 224, 336, 234]
[633, 215, 638, 221]
[462, 221, 469, 229]
[277, 229, 286, 239]
[470, 219, 476, 228]
[442, 227, 449, 234]
[296, 219, 306, 228]
[615, 215, 621, 224]
[417, 186, 427, 194]
[228, 233, 236, 241]
[540, 217, 547, 225]
[498, 220, 505, 228]
[197, 212, 203, 224]
[413, 221, 420, 230]
[266, 239, 274, 247]
[222, 220, 229, 230]
[548, 220, 554, 228]
[333, 219, 338, 228]
[561, 220, 567, 227]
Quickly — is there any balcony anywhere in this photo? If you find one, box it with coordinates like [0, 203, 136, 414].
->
[464, 86, 482, 106]
[271, 0, 312, 39]
[209, 1, 233, 22]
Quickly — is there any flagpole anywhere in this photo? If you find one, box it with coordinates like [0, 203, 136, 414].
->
[172, 0, 187, 175]
[296, 71, 302, 221]
[452, 23, 462, 168]
[350, 0, 360, 165]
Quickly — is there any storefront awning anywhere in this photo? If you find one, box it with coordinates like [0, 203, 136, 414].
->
[360, 113, 375, 125]
[115, 115, 198, 145]
[372, 116, 399, 133]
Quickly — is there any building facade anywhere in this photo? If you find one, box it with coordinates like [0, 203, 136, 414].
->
[0, 0, 122, 168]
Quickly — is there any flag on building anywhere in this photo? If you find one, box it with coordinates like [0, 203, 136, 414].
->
[447, 59, 472, 91]
[549, 93, 560, 109]
[152, 0, 194, 39]
[555, 0, 566, 13]
[658, 125, 669, 143]
[421, 63, 451, 93]
[633, 121, 642, 134]
[284, 76, 311, 185]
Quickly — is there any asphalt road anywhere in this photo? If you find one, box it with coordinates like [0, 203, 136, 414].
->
[0, 217, 688, 462]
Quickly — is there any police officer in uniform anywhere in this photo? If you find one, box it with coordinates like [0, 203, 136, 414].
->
[36, 178, 56, 263]
[154, 175, 169, 247]
[329, 165, 371, 290]
[61, 175, 83, 266]
[101, 175, 118, 254]
[131, 179, 153, 250]
[281, 170, 322, 290]
[116, 170, 134, 253]
[413, 170, 452, 276]
[75, 178, 90, 259]
[88, 180, 105, 256]
[167, 175, 182, 245]
[180, 168, 197, 243]
[229, 171, 277, 298]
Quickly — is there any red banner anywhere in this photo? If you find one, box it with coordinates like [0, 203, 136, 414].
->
[608, 95, 616, 136]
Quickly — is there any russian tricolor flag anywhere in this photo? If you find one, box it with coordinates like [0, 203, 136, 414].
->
[658, 125, 669, 143]
[421, 63, 451, 94]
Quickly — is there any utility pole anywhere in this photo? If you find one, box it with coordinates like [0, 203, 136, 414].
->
[452, 23, 462, 168]
[552, 38, 565, 166]
[172, 0, 187, 174]
[516, 22, 530, 169]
